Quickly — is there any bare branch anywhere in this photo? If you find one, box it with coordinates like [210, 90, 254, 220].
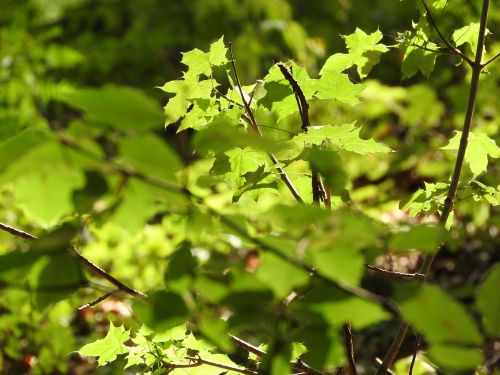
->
[78, 290, 118, 311]
[0, 222, 37, 239]
[185, 355, 259, 375]
[230, 335, 325, 375]
[342, 323, 358, 375]
[481, 51, 500, 68]
[409, 335, 421, 375]
[366, 264, 426, 281]
[0, 222, 147, 300]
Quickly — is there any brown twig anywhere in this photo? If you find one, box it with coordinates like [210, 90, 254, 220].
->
[276, 63, 310, 131]
[78, 289, 118, 311]
[481, 51, 500, 67]
[377, 2, 491, 372]
[276, 62, 327, 206]
[185, 355, 259, 375]
[342, 323, 358, 375]
[365, 265, 426, 281]
[420, 0, 474, 66]
[0, 222, 147, 300]
[408, 335, 421, 375]
[228, 43, 303, 203]
[230, 335, 325, 375]
[0, 222, 36, 239]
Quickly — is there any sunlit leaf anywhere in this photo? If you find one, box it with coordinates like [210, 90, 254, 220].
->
[441, 131, 499, 177]
[78, 322, 129, 366]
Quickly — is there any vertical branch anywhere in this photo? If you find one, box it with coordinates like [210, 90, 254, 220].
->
[343, 323, 358, 375]
[276, 62, 326, 206]
[376, 0, 491, 373]
[228, 44, 303, 203]
[408, 335, 421, 375]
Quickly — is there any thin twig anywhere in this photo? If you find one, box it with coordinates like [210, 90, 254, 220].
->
[365, 265, 426, 281]
[276, 62, 326, 205]
[342, 323, 358, 375]
[228, 43, 303, 203]
[420, 0, 474, 66]
[78, 289, 118, 311]
[481, 51, 500, 68]
[230, 335, 325, 375]
[0, 222, 147, 300]
[276, 63, 310, 131]
[408, 335, 421, 375]
[185, 355, 259, 375]
[377, 2, 491, 373]
[0, 222, 36, 239]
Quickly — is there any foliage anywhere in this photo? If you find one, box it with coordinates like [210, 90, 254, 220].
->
[0, 0, 499, 374]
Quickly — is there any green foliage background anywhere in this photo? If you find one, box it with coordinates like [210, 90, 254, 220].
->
[0, 0, 498, 374]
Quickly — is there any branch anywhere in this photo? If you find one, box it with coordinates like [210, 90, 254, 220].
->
[78, 289, 118, 311]
[0, 222, 147, 300]
[481, 51, 500, 68]
[228, 43, 304, 203]
[342, 323, 358, 375]
[276, 63, 310, 131]
[377, 3, 491, 372]
[230, 335, 325, 375]
[409, 335, 421, 375]
[420, 0, 474, 66]
[276, 62, 326, 205]
[185, 355, 259, 375]
[365, 264, 426, 281]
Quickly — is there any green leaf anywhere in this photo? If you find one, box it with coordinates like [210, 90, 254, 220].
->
[256, 252, 309, 298]
[342, 28, 389, 79]
[208, 36, 228, 66]
[192, 113, 286, 154]
[164, 242, 196, 293]
[399, 182, 449, 218]
[441, 131, 499, 177]
[389, 224, 444, 253]
[78, 322, 129, 366]
[427, 345, 483, 372]
[320, 53, 356, 75]
[308, 148, 348, 194]
[29, 253, 84, 309]
[399, 24, 439, 78]
[6, 143, 86, 225]
[297, 286, 390, 329]
[293, 123, 391, 154]
[313, 70, 365, 105]
[181, 36, 227, 77]
[308, 246, 364, 285]
[198, 315, 234, 352]
[117, 133, 181, 180]
[476, 264, 500, 336]
[61, 85, 164, 130]
[134, 290, 189, 332]
[452, 23, 485, 54]
[396, 283, 482, 345]
[160, 76, 217, 125]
